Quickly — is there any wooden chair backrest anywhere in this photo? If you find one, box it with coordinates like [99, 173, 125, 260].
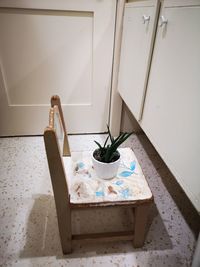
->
[49, 105, 65, 155]
[44, 105, 70, 214]
[51, 95, 70, 157]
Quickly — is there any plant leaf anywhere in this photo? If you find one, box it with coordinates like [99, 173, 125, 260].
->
[103, 135, 109, 148]
[107, 124, 114, 143]
[94, 129, 132, 163]
[94, 140, 102, 150]
[111, 133, 127, 148]
[111, 133, 124, 146]
[104, 144, 112, 162]
[112, 132, 133, 150]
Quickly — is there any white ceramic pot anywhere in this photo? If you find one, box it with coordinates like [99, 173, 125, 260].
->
[92, 153, 120, 180]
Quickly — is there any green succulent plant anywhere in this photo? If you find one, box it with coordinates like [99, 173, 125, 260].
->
[93, 125, 132, 163]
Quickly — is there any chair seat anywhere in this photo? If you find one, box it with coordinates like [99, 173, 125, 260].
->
[63, 148, 152, 204]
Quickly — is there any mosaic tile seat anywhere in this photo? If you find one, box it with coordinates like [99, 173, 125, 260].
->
[63, 148, 152, 204]
[44, 95, 153, 254]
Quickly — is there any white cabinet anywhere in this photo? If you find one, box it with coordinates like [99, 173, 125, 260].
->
[141, 0, 200, 212]
[118, 0, 160, 121]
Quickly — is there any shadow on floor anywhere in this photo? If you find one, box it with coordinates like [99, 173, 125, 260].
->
[137, 133, 200, 238]
[20, 194, 173, 258]
[20, 194, 62, 258]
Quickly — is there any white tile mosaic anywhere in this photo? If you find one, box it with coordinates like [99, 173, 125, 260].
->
[0, 134, 197, 266]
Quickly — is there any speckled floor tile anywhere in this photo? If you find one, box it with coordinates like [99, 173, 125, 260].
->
[0, 134, 197, 267]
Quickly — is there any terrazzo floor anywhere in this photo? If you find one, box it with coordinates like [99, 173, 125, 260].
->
[0, 134, 197, 267]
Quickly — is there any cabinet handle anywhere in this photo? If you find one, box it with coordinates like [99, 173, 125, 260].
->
[142, 15, 150, 24]
[159, 15, 168, 27]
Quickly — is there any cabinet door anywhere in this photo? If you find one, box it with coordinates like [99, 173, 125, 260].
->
[0, 0, 116, 135]
[118, 0, 159, 121]
[141, 0, 200, 212]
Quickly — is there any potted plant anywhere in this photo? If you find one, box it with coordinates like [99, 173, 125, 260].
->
[92, 126, 132, 179]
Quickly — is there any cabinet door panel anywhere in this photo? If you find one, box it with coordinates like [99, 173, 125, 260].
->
[141, 1, 200, 212]
[118, 0, 159, 121]
[0, 0, 116, 135]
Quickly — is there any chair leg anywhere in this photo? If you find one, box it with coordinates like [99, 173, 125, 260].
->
[61, 237, 72, 255]
[133, 203, 151, 248]
[57, 208, 72, 254]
